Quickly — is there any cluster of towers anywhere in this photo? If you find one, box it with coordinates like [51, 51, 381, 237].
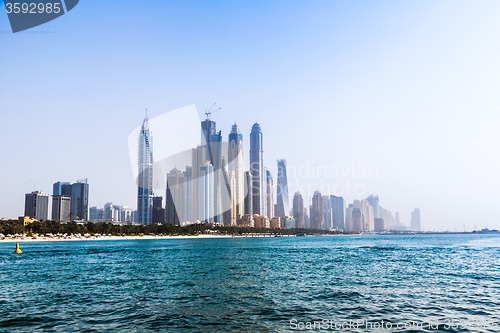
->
[136, 113, 421, 231]
[136, 114, 292, 227]
[24, 179, 89, 222]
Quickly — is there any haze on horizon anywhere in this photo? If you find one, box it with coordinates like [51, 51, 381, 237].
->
[1, 0, 499, 231]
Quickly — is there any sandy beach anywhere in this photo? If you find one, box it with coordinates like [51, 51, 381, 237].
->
[0, 234, 244, 243]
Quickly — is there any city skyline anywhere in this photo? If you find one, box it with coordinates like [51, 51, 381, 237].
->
[2, 1, 500, 230]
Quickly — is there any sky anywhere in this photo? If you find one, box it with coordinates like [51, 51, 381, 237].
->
[1, 0, 500, 231]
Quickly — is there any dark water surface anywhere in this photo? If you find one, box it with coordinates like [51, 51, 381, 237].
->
[1, 234, 499, 332]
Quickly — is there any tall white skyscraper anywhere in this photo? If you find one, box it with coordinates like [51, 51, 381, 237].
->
[250, 122, 266, 215]
[198, 161, 214, 223]
[137, 114, 154, 225]
[275, 159, 289, 217]
[228, 123, 245, 218]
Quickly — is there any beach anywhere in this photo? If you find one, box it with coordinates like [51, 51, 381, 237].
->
[0, 234, 237, 243]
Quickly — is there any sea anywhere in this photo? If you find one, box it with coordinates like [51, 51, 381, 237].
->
[0, 234, 499, 332]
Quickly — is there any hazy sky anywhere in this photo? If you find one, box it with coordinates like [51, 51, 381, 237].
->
[1, 0, 500, 230]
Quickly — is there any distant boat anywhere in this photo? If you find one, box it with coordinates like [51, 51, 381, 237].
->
[478, 228, 500, 234]
[296, 233, 306, 237]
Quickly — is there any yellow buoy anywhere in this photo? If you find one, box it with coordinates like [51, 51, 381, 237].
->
[14, 243, 22, 254]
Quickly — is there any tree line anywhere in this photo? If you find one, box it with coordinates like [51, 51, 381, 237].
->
[0, 220, 343, 237]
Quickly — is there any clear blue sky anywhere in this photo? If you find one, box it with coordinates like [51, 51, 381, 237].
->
[1, 0, 500, 230]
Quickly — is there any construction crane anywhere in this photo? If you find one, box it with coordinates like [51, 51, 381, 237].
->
[205, 102, 221, 122]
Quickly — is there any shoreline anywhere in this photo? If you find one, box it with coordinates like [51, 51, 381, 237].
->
[0, 234, 297, 243]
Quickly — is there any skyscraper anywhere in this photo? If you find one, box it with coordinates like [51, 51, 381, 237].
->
[275, 159, 289, 217]
[250, 122, 266, 215]
[152, 196, 165, 224]
[292, 191, 304, 228]
[266, 169, 274, 219]
[352, 208, 362, 232]
[52, 195, 71, 222]
[411, 208, 421, 231]
[244, 171, 253, 216]
[25, 191, 49, 221]
[228, 123, 245, 218]
[137, 114, 154, 225]
[202, 117, 223, 224]
[198, 161, 214, 223]
[166, 167, 185, 225]
[311, 190, 324, 230]
[366, 194, 380, 218]
[53, 182, 72, 196]
[323, 196, 332, 230]
[71, 179, 89, 221]
[183, 166, 193, 223]
[330, 195, 345, 230]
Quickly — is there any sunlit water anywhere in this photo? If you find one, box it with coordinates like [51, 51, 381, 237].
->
[1, 234, 499, 332]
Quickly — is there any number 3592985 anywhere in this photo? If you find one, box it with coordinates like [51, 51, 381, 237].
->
[5, 2, 62, 14]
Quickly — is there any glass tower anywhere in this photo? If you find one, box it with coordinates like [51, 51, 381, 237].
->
[137, 114, 154, 225]
[250, 122, 266, 215]
[275, 159, 289, 217]
[228, 123, 244, 218]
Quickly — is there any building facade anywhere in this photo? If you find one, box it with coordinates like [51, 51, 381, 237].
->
[24, 191, 49, 221]
[330, 195, 345, 230]
[52, 195, 71, 222]
[292, 191, 304, 229]
[228, 123, 245, 218]
[311, 190, 324, 230]
[71, 179, 89, 221]
[266, 169, 274, 219]
[137, 115, 154, 225]
[411, 208, 421, 231]
[275, 159, 289, 217]
[249, 122, 266, 216]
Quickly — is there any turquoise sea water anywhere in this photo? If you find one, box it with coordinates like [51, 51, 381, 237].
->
[1, 234, 499, 332]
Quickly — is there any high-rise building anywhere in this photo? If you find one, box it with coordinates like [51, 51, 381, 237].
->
[330, 195, 345, 230]
[104, 202, 119, 222]
[52, 195, 71, 222]
[292, 191, 304, 228]
[183, 166, 193, 223]
[250, 122, 266, 215]
[222, 166, 237, 226]
[275, 159, 289, 217]
[352, 208, 362, 232]
[374, 218, 384, 232]
[191, 145, 208, 222]
[345, 199, 374, 231]
[198, 161, 214, 223]
[379, 206, 396, 230]
[266, 169, 274, 219]
[323, 196, 332, 230]
[311, 190, 324, 230]
[25, 191, 49, 221]
[366, 194, 380, 218]
[244, 171, 253, 216]
[202, 117, 223, 224]
[152, 196, 165, 224]
[89, 206, 103, 222]
[137, 114, 154, 225]
[121, 207, 134, 223]
[166, 167, 185, 225]
[71, 179, 89, 221]
[53, 182, 72, 196]
[411, 208, 421, 231]
[228, 123, 245, 218]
